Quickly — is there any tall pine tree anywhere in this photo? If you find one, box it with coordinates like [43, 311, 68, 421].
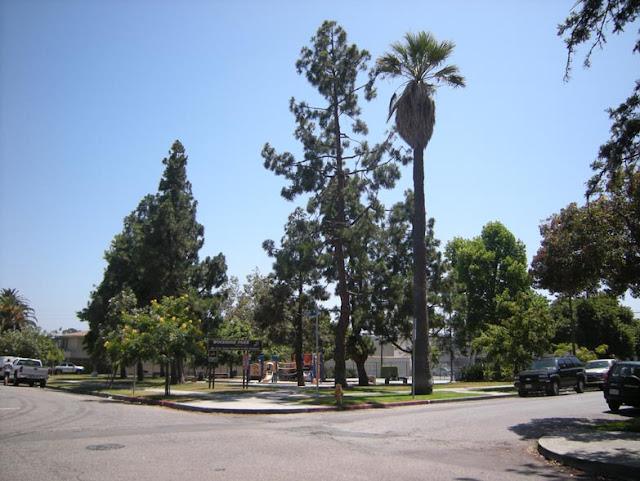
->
[80, 141, 227, 376]
[262, 21, 402, 387]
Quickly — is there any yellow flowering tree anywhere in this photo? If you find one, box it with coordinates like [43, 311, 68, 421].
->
[105, 295, 204, 395]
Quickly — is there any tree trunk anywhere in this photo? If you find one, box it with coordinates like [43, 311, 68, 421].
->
[170, 359, 185, 384]
[449, 324, 455, 383]
[164, 361, 170, 396]
[569, 296, 576, 355]
[296, 287, 305, 386]
[334, 242, 350, 388]
[332, 97, 350, 389]
[412, 147, 432, 395]
[354, 354, 370, 386]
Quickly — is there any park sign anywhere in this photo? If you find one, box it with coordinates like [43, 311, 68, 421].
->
[208, 339, 262, 352]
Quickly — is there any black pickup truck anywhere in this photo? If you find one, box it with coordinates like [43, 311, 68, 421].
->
[514, 356, 586, 397]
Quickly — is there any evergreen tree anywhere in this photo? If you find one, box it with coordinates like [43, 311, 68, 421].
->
[263, 21, 402, 387]
[261, 208, 328, 385]
[559, 1, 640, 296]
[80, 141, 227, 377]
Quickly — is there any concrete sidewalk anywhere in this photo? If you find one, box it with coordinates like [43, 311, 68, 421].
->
[538, 430, 640, 481]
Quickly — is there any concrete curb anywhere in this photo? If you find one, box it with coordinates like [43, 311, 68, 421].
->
[538, 433, 640, 481]
[45, 384, 516, 414]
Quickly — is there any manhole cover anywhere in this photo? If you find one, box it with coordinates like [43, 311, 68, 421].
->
[86, 444, 125, 451]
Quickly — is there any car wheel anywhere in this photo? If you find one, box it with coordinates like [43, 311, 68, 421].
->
[518, 390, 528, 397]
[575, 378, 585, 393]
[75, 369, 81, 374]
[607, 401, 621, 412]
[54, 369, 61, 375]
[28, 380, 34, 387]
[13, 375, 18, 386]
[40, 380, 46, 388]
[547, 380, 559, 396]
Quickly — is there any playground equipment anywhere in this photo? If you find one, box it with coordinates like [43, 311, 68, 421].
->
[261, 361, 275, 383]
[276, 355, 323, 383]
[245, 354, 324, 384]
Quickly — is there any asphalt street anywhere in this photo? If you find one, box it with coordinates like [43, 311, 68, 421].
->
[0, 386, 630, 481]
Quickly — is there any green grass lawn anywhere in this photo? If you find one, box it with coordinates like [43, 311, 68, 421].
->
[300, 390, 484, 407]
[47, 374, 277, 396]
[594, 417, 640, 433]
[47, 374, 499, 407]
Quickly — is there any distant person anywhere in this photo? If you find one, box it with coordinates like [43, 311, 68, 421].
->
[3, 358, 12, 386]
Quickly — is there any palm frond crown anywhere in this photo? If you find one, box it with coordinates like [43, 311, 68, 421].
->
[377, 31, 465, 150]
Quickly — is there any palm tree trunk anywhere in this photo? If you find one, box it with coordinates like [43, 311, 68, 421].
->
[413, 147, 432, 395]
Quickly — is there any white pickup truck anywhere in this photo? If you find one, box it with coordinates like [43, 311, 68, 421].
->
[11, 358, 49, 387]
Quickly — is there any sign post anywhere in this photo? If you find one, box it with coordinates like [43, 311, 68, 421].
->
[208, 339, 262, 390]
[305, 309, 320, 399]
[208, 351, 217, 389]
[242, 353, 249, 389]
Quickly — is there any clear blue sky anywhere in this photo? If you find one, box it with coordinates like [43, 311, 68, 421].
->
[1, 1, 638, 333]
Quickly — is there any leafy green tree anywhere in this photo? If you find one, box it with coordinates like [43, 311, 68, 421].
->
[105, 295, 204, 395]
[439, 267, 466, 381]
[1, 288, 37, 332]
[531, 200, 610, 353]
[551, 295, 639, 359]
[446, 222, 530, 351]
[263, 21, 401, 387]
[473, 292, 554, 377]
[0, 326, 63, 365]
[104, 287, 138, 379]
[377, 32, 465, 395]
[552, 343, 599, 364]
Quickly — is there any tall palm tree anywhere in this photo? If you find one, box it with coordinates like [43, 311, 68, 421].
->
[0, 288, 37, 332]
[377, 32, 465, 395]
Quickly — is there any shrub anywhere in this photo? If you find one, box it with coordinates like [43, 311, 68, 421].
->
[459, 363, 485, 381]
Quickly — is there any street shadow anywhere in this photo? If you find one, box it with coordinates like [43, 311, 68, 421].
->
[510, 417, 607, 440]
[504, 463, 604, 480]
[615, 407, 640, 418]
[79, 398, 130, 404]
[509, 416, 640, 444]
[457, 463, 601, 481]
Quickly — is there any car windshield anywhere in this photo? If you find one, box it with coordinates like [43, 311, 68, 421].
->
[17, 360, 39, 367]
[530, 359, 557, 370]
[586, 360, 610, 369]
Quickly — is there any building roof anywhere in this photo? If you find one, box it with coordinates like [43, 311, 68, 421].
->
[55, 330, 89, 338]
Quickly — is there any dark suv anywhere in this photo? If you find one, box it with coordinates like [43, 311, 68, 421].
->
[603, 361, 640, 412]
[514, 356, 586, 397]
